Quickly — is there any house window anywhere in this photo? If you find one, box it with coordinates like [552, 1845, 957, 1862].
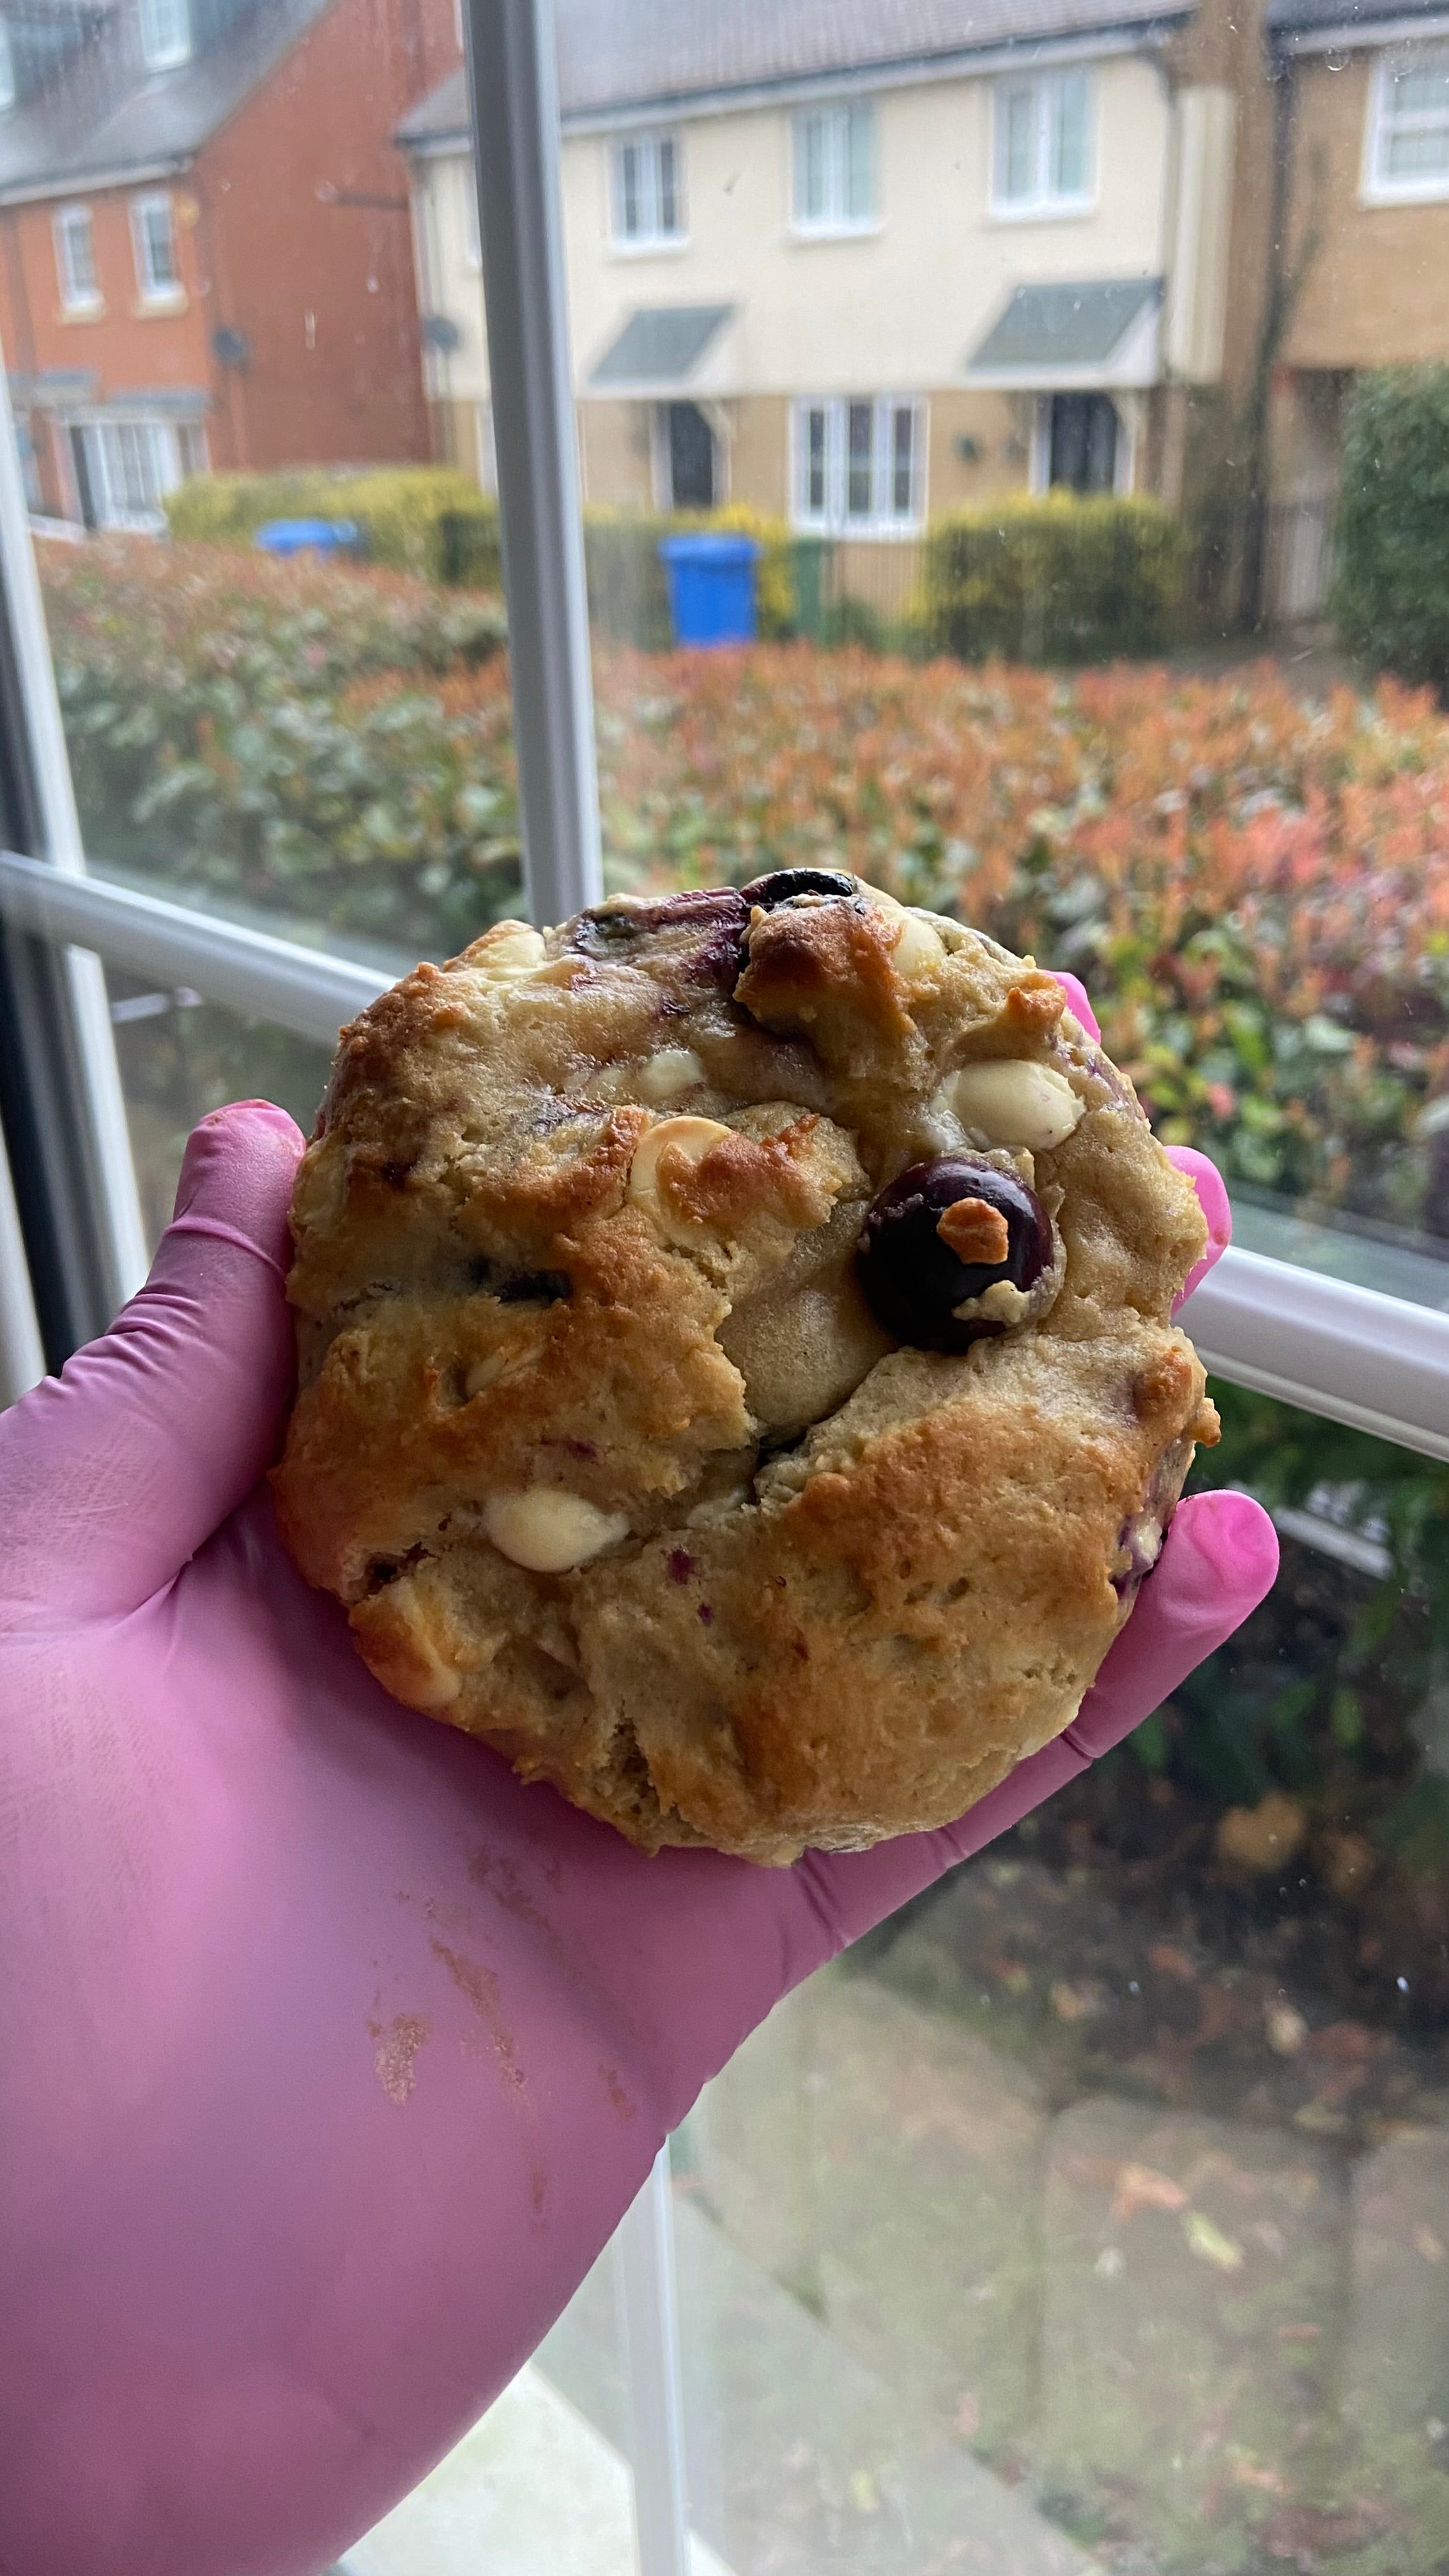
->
[792, 102, 875, 233]
[67, 417, 183, 530]
[54, 204, 100, 314]
[139, 0, 190, 71]
[1043, 392, 1120, 494]
[1368, 46, 1449, 199]
[792, 397, 921, 532]
[0, 20, 15, 111]
[611, 131, 683, 247]
[992, 68, 1094, 215]
[131, 192, 180, 301]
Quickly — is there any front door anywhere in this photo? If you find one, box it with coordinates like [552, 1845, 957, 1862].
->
[666, 401, 715, 509]
[1047, 393, 1119, 495]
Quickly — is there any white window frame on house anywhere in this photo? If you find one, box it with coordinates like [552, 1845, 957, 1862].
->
[790, 99, 877, 236]
[990, 66, 1096, 218]
[609, 128, 684, 250]
[54, 203, 101, 315]
[462, 160, 482, 270]
[4, 7, 1449, 2566]
[1363, 43, 1449, 203]
[130, 190, 181, 304]
[0, 19, 16, 112]
[791, 395, 923, 536]
[138, 0, 190, 72]
[1028, 390, 1134, 496]
[63, 410, 191, 532]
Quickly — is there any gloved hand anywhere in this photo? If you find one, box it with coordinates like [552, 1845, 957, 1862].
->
[0, 1048, 1276, 2576]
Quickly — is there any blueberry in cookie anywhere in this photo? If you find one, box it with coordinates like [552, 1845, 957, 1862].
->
[272, 873, 1217, 1864]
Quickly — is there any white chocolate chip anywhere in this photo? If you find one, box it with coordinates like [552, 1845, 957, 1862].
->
[859, 882, 946, 982]
[473, 923, 546, 985]
[627, 1114, 733, 1236]
[463, 1353, 505, 1399]
[938, 1061, 1084, 1153]
[637, 1046, 705, 1103]
[483, 1487, 629, 1574]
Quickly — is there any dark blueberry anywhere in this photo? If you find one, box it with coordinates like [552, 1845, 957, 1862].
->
[855, 1154, 1053, 1353]
[569, 889, 747, 956]
[739, 868, 857, 910]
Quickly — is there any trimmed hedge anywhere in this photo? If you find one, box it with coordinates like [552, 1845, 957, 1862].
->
[920, 494, 1184, 664]
[167, 470, 795, 640]
[166, 467, 503, 588]
[1335, 365, 1449, 694]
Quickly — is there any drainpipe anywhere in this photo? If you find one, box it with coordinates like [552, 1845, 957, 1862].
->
[1241, 32, 1296, 630]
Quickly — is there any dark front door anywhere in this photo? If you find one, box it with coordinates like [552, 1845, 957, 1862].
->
[1047, 394, 1118, 495]
[666, 401, 715, 509]
[68, 425, 98, 530]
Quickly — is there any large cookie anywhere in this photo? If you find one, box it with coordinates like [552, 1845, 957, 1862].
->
[272, 871, 1217, 1865]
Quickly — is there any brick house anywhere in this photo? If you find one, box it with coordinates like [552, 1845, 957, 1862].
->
[0, 0, 459, 529]
[399, 0, 1273, 576]
[1265, 0, 1449, 608]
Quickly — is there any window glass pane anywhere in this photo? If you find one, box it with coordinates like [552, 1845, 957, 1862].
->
[845, 102, 873, 218]
[797, 109, 827, 220]
[617, 138, 640, 234]
[1386, 120, 1449, 178]
[673, 1387, 1449, 2570]
[1390, 55, 1449, 116]
[847, 399, 874, 517]
[657, 133, 678, 234]
[1051, 70, 1090, 196]
[891, 402, 914, 515]
[999, 82, 1036, 199]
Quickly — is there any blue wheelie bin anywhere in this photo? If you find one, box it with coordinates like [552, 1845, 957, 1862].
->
[659, 532, 760, 647]
[254, 517, 360, 560]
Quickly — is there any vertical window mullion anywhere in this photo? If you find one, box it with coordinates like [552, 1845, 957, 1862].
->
[464, 0, 602, 923]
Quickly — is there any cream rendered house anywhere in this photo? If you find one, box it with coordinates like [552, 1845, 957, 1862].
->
[399, 0, 1257, 557]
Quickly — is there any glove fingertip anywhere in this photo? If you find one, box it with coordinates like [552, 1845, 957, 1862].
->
[171, 1101, 306, 1272]
[1166, 1146, 1232, 1307]
[1051, 969, 1100, 1041]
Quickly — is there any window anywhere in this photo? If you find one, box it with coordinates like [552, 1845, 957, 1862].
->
[792, 100, 875, 233]
[130, 192, 180, 301]
[610, 130, 683, 246]
[139, 0, 189, 72]
[54, 204, 100, 313]
[1367, 45, 1449, 199]
[463, 168, 481, 270]
[0, 20, 15, 112]
[992, 67, 1094, 213]
[793, 395, 921, 532]
[66, 417, 183, 530]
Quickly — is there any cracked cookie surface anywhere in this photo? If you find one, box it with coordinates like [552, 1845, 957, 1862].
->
[272, 873, 1217, 1864]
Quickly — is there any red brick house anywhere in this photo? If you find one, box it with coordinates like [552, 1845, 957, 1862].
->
[0, 0, 461, 528]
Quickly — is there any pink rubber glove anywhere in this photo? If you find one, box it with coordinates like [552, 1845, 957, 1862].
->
[0, 1092, 1274, 2576]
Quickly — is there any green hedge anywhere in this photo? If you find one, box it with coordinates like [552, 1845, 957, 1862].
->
[1334, 365, 1449, 693]
[920, 494, 1184, 663]
[167, 471, 797, 638]
[166, 467, 503, 588]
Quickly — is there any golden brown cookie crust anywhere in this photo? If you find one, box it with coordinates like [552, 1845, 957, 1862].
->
[272, 878, 1216, 1864]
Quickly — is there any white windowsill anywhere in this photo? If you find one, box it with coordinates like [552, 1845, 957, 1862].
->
[1361, 172, 1449, 203]
[788, 218, 882, 243]
[790, 519, 922, 541]
[608, 233, 690, 258]
[59, 296, 104, 322]
[134, 286, 187, 315]
[986, 193, 1096, 225]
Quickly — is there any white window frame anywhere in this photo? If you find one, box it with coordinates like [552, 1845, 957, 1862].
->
[66, 411, 185, 532]
[790, 100, 877, 237]
[990, 66, 1096, 219]
[791, 395, 924, 536]
[609, 128, 685, 250]
[54, 203, 101, 316]
[1029, 391, 1133, 496]
[0, 20, 15, 112]
[139, 0, 190, 72]
[1363, 44, 1449, 203]
[4, 15, 1449, 2561]
[130, 190, 181, 305]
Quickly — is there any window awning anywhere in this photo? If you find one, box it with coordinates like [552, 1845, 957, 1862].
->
[587, 303, 736, 392]
[965, 278, 1163, 390]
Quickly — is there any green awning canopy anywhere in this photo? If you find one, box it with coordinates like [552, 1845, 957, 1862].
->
[967, 279, 1162, 383]
[589, 304, 735, 389]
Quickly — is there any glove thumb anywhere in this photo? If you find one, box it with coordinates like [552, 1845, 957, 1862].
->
[0, 1101, 305, 1622]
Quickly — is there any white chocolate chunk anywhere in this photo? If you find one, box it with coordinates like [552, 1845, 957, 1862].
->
[627, 1114, 733, 1235]
[473, 922, 546, 985]
[859, 882, 946, 981]
[483, 1487, 629, 1574]
[938, 1061, 1084, 1153]
[637, 1046, 705, 1103]
[464, 1353, 505, 1399]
